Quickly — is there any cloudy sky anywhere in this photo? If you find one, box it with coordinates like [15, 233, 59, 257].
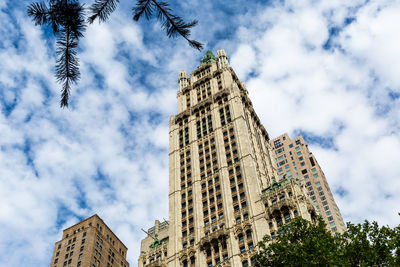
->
[1, 0, 400, 266]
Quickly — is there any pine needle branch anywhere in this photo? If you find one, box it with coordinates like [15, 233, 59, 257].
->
[133, 0, 203, 50]
[27, 0, 202, 108]
[88, 0, 120, 24]
[27, 2, 50, 26]
[28, 0, 85, 107]
[133, 0, 153, 21]
[56, 27, 80, 107]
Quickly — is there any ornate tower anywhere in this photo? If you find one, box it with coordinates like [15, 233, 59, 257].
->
[138, 50, 316, 267]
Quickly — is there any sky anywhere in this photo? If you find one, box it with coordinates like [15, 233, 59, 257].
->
[0, 0, 400, 266]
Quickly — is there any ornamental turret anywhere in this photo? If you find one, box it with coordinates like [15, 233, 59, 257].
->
[217, 48, 229, 68]
[178, 70, 189, 91]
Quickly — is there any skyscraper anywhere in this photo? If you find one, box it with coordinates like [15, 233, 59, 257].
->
[270, 133, 345, 233]
[50, 214, 129, 267]
[138, 50, 319, 267]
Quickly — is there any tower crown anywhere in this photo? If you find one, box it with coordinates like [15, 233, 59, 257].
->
[200, 50, 217, 65]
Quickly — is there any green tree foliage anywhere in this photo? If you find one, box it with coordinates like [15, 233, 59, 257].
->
[252, 216, 400, 267]
[27, 0, 202, 107]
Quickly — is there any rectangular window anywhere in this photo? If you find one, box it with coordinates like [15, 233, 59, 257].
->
[274, 140, 282, 148]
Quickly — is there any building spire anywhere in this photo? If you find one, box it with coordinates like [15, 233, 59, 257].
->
[200, 50, 217, 65]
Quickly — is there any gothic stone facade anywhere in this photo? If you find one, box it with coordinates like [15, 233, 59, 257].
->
[138, 50, 317, 267]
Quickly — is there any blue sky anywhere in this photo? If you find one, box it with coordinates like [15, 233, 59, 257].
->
[1, 0, 400, 266]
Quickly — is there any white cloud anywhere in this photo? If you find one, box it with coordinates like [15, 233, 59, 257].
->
[0, 0, 400, 266]
[231, 0, 400, 226]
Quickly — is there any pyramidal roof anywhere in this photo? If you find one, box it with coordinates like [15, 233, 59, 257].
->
[200, 50, 217, 65]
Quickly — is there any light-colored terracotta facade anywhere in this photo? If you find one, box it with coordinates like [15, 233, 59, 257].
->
[270, 133, 346, 233]
[50, 214, 129, 267]
[138, 50, 317, 267]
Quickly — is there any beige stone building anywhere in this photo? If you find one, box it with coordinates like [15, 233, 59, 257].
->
[50, 214, 129, 267]
[138, 50, 318, 267]
[270, 133, 346, 233]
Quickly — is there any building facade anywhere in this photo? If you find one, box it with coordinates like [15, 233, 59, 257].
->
[270, 133, 345, 233]
[50, 214, 129, 267]
[138, 50, 318, 267]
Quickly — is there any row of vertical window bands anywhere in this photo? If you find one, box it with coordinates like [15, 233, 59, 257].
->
[205, 240, 228, 266]
[197, 114, 213, 139]
[177, 117, 189, 127]
[182, 225, 195, 237]
[202, 172, 224, 234]
[181, 216, 194, 228]
[181, 175, 195, 248]
[219, 105, 232, 126]
[182, 236, 195, 249]
[201, 185, 222, 199]
[186, 91, 191, 108]
[234, 207, 249, 224]
[179, 127, 190, 148]
[194, 104, 212, 118]
[198, 136, 218, 179]
[216, 74, 223, 91]
[224, 127, 238, 168]
[195, 66, 211, 80]
[182, 256, 196, 267]
[196, 84, 212, 102]
[179, 149, 191, 176]
[180, 148, 192, 189]
[181, 193, 193, 220]
[237, 231, 254, 257]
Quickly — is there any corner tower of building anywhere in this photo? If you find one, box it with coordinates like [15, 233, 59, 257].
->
[139, 49, 317, 267]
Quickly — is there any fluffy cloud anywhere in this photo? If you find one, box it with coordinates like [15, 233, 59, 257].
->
[230, 0, 400, 226]
[0, 0, 399, 266]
